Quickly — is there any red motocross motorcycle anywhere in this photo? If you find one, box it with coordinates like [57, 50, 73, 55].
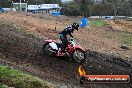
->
[43, 37, 86, 63]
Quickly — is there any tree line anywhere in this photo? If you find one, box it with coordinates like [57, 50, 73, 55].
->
[62, 0, 132, 17]
[0, 0, 132, 16]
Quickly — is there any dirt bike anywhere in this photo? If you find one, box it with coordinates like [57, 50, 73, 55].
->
[43, 37, 86, 63]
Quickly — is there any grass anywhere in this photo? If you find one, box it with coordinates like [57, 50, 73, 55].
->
[90, 19, 108, 27]
[0, 66, 54, 88]
[0, 84, 11, 88]
[121, 33, 132, 46]
[97, 30, 132, 47]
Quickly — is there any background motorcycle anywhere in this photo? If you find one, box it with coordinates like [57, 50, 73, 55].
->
[43, 37, 86, 63]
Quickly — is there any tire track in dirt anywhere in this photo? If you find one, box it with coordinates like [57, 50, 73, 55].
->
[0, 20, 132, 88]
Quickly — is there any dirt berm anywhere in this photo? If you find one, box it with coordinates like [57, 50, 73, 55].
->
[0, 20, 132, 88]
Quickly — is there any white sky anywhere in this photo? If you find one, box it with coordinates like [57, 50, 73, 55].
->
[61, 0, 73, 2]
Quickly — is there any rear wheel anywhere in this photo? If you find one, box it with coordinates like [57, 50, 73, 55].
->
[43, 43, 55, 57]
[72, 49, 86, 64]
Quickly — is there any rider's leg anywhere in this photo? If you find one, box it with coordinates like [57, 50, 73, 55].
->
[62, 38, 68, 53]
[58, 34, 64, 53]
[59, 34, 64, 43]
[58, 34, 69, 56]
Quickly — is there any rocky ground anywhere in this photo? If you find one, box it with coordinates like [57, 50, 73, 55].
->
[0, 12, 132, 88]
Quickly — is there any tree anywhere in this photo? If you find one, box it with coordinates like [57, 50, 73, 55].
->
[79, 0, 88, 17]
[0, 0, 12, 7]
[61, 1, 81, 16]
[128, 0, 132, 16]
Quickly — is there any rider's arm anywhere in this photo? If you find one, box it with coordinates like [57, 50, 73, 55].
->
[69, 32, 73, 38]
[67, 27, 73, 38]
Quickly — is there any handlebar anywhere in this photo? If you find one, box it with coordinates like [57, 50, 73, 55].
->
[67, 37, 75, 45]
[67, 37, 74, 42]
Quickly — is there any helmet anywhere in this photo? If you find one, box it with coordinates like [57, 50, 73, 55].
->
[72, 22, 79, 31]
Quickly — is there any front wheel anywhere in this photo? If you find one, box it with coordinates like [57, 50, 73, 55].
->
[71, 48, 86, 64]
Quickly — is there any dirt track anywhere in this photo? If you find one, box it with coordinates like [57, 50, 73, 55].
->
[0, 12, 132, 88]
[1, 12, 132, 60]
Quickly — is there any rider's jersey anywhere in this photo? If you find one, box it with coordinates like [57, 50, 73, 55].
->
[59, 26, 74, 38]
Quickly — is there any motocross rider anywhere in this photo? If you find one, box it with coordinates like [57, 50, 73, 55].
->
[59, 22, 79, 52]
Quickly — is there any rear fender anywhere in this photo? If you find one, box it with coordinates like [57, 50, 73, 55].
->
[45, 39, 53, 43]
[49, 42, 58, 50]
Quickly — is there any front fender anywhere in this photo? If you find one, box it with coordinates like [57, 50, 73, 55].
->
[75, 45, 85, 51]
